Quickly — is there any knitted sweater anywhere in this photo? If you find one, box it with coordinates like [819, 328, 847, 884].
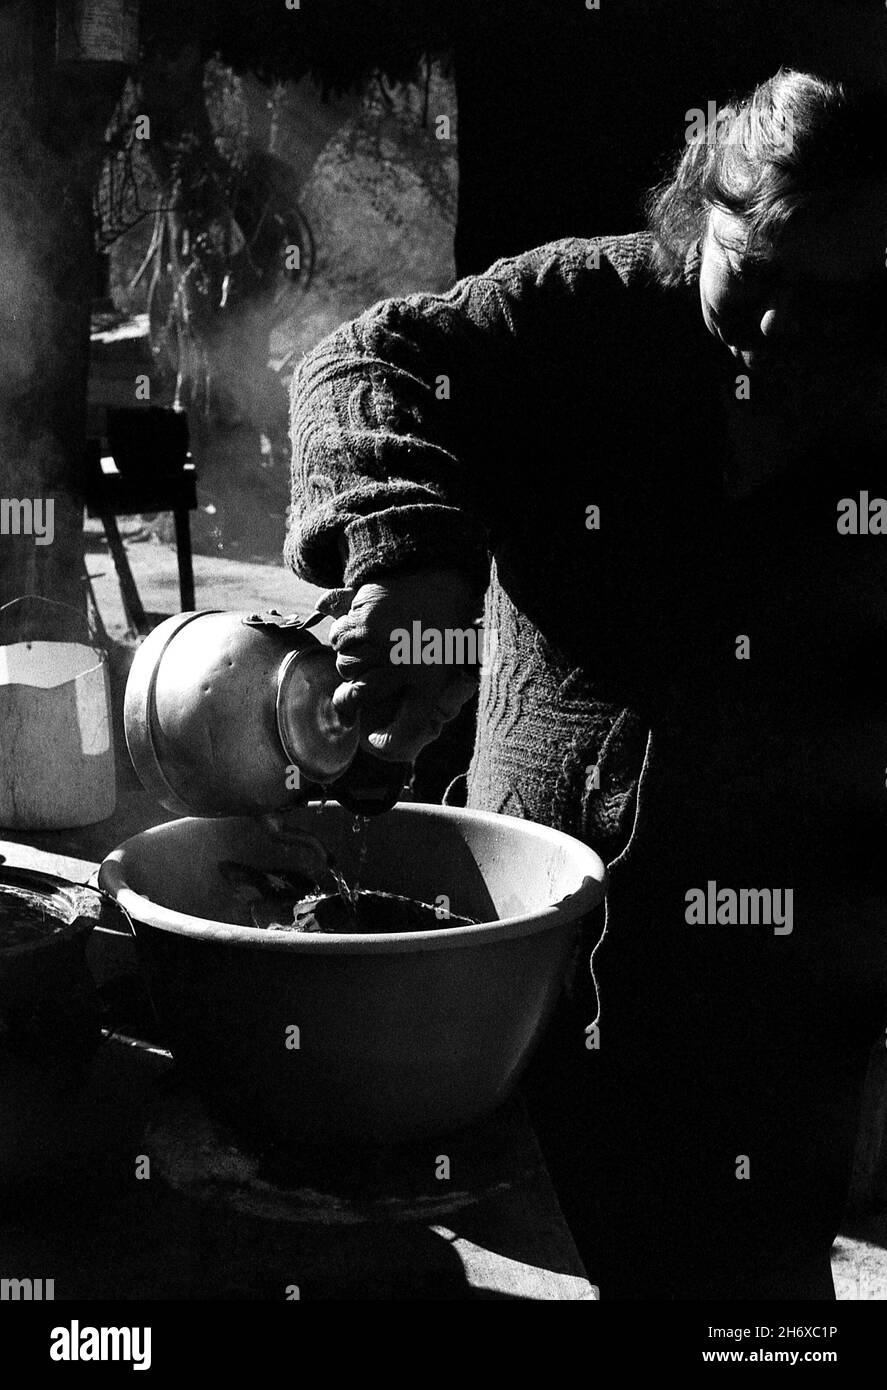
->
[286, 232, 694, 860]
[287, 231, 887, 1044]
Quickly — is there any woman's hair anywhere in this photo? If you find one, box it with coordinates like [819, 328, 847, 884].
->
[646, 68, 887, 285]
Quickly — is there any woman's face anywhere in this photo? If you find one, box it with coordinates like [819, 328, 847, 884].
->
[698, 180, 887, 379]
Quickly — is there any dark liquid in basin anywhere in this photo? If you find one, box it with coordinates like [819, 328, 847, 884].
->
[255, 889, 480, 934]
[217, 861, 480, 933]
[306, 889, 479, 935]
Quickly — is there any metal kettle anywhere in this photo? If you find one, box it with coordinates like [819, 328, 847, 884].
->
[124, 609, 408, 817]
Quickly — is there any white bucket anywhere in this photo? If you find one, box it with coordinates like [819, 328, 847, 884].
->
[0, 598, 116, 829]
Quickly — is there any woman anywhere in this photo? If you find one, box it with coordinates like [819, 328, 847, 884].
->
[285, 69, 887, 1298]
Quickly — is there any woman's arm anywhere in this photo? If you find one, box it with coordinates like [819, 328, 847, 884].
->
[284, 235, 634, 593]
[284, 234, 649, 760]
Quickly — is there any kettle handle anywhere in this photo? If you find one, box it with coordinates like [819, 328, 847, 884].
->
[241, 590, 356, 634]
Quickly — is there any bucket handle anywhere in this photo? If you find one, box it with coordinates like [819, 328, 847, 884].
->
[0, 595, 100, 646]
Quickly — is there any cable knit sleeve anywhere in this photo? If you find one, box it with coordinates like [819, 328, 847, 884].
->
[284, 236, 641, 591]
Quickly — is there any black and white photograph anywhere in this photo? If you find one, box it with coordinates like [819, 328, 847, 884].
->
[2, 0, 887, 1361]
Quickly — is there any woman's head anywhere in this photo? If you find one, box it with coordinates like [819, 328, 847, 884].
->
[647, 69, 887, 375]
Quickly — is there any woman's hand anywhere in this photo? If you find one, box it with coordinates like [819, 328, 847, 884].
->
[320, 569, 485, 763]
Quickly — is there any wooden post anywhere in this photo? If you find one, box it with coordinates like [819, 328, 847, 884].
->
[100, 510, 150, 635]
[0, 1, 124, 636]
[173, 508, 195, 612]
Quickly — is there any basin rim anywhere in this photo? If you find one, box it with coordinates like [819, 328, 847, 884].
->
[97, 803, 608, 955]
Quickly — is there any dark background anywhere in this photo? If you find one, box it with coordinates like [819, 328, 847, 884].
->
[415, 0, 887, 801]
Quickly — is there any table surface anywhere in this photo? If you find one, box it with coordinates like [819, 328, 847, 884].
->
[0, 788, 597, 1301]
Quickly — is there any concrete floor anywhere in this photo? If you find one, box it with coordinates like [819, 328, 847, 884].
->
[84, 520, 326, 639]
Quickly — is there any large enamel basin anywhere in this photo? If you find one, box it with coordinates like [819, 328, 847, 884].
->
[98, 803, 606, 1147]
